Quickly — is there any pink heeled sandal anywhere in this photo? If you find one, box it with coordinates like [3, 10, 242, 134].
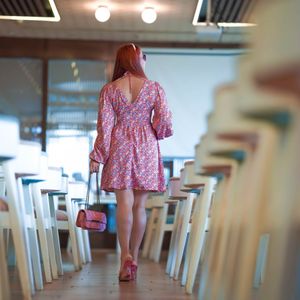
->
[119, 257, 133, 282]
[130, 261, 138, 280]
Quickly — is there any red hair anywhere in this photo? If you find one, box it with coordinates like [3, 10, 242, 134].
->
[111, 43, 147, 82]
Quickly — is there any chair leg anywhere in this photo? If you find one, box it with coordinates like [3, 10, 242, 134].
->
[78, 203, 92, 263]
[116, 235, 121, 254]
[198, 179, 228, 299]
[27, 229, 44, 290]
[166, 201, 181, 275]
[21, 182, 43, 290]
[149, 208, 159, 260]
[153, 203, 168, 263]
[182, 190, 211, 288]
[14, 179, 35, 294]
[186, 180, 214, 294]
[63, 195, 81, 271]
[76, 226, 86, 264]
[167, 201, 182, 276]
[142, 208, 157, 258]
[142, 207, 158, 257]
[31, 184, 52, 283]
[66, 236, 72, 253]
[7, 231, 16, 267]
[181, 197, 199, 287]
[0, 178, 5, 197]
[0, 229, 10, 300]
[48, 195, 64, 275]
[173, 193, 195, 280]
[181, 231, 191, 286]
[82, 229, 92, 263]
[74, 202, 86, 265]
[42, 194, 58, 279]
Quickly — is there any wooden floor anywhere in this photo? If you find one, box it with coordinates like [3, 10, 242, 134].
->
[11, 250, 198, 300]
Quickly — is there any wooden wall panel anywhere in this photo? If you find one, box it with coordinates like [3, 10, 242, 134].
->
[0, 37, 244, 60]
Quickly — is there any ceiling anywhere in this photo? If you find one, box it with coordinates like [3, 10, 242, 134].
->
[0, 0, 258, 141]
[0, 0, 256, 44]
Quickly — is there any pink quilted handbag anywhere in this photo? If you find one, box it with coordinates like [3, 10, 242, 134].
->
[76, 209, 106, 231]
[75, 173, 107, 232]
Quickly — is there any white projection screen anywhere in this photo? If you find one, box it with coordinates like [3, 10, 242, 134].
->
[143, 48, 242, 158]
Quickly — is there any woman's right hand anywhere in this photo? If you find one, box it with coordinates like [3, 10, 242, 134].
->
[89, 159, 100, 173]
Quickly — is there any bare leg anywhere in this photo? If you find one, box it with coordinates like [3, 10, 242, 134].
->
[130, 190, 149, 263]
[115, 189, 134, 268]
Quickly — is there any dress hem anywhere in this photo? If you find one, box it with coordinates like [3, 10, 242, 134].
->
[101, 185, 166, 193]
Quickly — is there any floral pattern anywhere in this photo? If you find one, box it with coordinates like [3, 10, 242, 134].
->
[90, 79, 173, 192]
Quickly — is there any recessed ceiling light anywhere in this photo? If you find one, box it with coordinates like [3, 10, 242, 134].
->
[0, 0, 60, 22]
[141, 7, 157, 24]
[95, 6, 110, 23]
[192, 0, 256, 27]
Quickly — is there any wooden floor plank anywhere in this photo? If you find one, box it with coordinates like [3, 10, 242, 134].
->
[11, 250, 197, 299]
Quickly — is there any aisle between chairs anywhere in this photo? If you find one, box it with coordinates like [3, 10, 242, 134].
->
[11, 249, 198, 300]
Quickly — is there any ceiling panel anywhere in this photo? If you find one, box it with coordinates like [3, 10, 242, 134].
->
[0, 0, 60, 21]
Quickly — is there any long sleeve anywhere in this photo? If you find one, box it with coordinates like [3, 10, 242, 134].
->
[89, 86, 115, 164]
[152, 82, 173, 140]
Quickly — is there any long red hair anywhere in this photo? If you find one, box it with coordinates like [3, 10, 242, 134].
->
[111, 43, 147, 82]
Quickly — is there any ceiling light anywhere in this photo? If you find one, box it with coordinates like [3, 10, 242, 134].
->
[141, 7, 157, 24]
[95, 6, 110, 23]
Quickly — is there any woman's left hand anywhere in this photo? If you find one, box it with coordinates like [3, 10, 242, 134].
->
[89, 159, 100, 173]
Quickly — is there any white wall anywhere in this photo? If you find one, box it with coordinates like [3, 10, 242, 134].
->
[144, 48, 241, 157]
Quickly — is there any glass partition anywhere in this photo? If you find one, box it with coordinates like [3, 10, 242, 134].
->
[0, 58, 42, 143]
[47, 59, 106, 181]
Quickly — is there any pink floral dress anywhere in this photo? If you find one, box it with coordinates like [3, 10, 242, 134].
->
[89, 77, 173, 192]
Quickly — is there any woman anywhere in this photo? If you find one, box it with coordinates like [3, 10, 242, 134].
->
[89, 43, 173, 281]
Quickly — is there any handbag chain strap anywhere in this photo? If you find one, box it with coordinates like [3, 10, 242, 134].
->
[85, 172, 100, 208]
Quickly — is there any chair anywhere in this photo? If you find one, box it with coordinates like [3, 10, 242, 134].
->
[201, 137, 252, 299]
[9, 141, 44, 292]
[236, 52, 300, 299]
[47, 172, 82, 272]
[249, 2, 300, 298]
[39, 167, 65, 279]
[23, 152, 52, 284]
[188, 135, 239, 296]
[0, 117, 37, 300]
[0, 116, 33, 300]
[199, 85, 281, 300]
[32, 153, 79, 285]
[176, 161, 215, 290]
[169, 162, 207, 282]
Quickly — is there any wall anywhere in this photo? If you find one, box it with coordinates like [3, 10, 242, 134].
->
[144, 48, 242, 157]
